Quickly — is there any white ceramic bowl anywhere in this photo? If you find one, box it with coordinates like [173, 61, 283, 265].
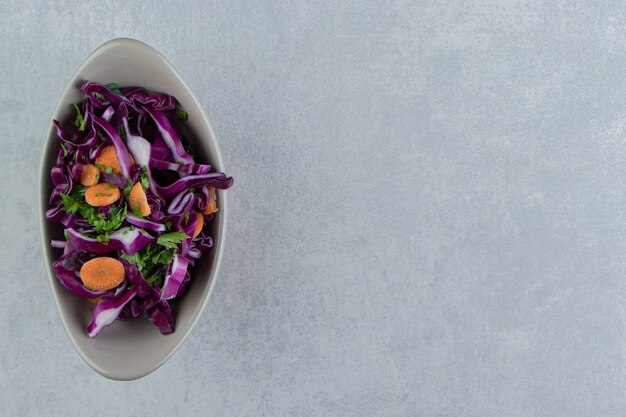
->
[38, 38, 228, 380]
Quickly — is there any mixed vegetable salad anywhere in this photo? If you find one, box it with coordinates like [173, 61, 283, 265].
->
[46, 81, 233, 337]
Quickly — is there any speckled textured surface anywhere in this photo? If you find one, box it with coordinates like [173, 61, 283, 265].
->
[3, 1, 626, 416]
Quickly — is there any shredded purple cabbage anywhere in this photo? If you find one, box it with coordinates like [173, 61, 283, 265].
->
[47, 81, 233, 337]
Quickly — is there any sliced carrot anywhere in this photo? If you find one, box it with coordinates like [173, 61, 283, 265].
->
[95, 145, 134, 174]
[80, 257, 125, 291]
[203, 187, 218, 215]
[85, 182, 121, 206]
[87, 296, 103, 305]
[129, 182, 151, 216]
[80, 164, 100, 186]
[193, 212, 204, 238]
[95, 145, 122, 174]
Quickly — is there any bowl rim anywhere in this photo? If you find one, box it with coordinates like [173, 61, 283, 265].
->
[37, 37, 228, 380]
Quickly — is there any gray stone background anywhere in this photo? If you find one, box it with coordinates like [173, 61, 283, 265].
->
[2, 1, 626, 416]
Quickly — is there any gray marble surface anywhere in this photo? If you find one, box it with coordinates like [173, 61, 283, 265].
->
[2, 1, 626, 416]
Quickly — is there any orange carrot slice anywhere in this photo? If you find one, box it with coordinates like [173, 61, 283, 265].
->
[87, 296, 103, 305]
[85, 182, 121, 206]
[193, 212, 204, 238]
[95, 145, 134, 174]
[129, 182, 151, 216]
[80, 164, 100, 186]
[80, 257, 125, 291]
[95, 145, 122, 174]
[203, 187, 218, 215]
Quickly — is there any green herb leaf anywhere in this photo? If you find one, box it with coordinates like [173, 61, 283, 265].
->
[96, 234, 110, 243]
[175, 107, 188, 121]
[184, 212, 190, 224]
[72, 103, 86, 131]
[120, 250, 143, 270]
[86, 204, 127, 245]
[151, 249, 173, 266]
[60, 190, 95, 220]
[92, 91, 106, 100]
[157, 231, 190, 249]
[145, 275, 163, 286]
[64, 229, 70, 240]
[60, 193, 79, 214]
[123, 179, 133, 196]
[164, 220, 172, 230]
[104, 166, 113, 175]
[140, 166, 150, 189]
[106, 83, 122, 94]
[120, 251, 141, 264]
[94, 193, 113, 197]
[121, 244, 175, 281]
[131, 202, 143, 219]
[60, 142, 69, 157]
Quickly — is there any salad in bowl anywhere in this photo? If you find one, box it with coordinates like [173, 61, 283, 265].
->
[45, 80, 233, 338]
